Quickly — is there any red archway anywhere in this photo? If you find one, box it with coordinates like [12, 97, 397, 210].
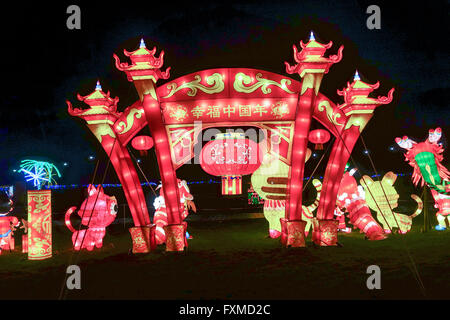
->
[68, 34, 394, 250]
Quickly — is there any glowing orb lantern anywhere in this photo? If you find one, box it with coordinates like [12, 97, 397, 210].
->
[308, 129, 331, 150]
[131, 135, 154, 156]
[200, 132, 262, 195]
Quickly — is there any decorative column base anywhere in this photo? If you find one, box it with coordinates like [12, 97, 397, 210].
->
[280, 218, 307, 247]
[312, 219, 338, 246]
[163, 223, 187, 252]
[129, 225, 157, 253]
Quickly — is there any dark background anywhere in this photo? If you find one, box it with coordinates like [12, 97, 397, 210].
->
[0, 0, 448, 210]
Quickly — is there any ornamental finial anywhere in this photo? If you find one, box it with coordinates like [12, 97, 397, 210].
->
[309, 31, 315, 41]
[140, 38, 146, 48]
[354, 70, 360, 81]
[95, 80, 102, 91]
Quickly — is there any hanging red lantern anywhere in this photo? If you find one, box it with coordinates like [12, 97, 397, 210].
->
[308, 129, 331, 150]
[131, 135, 154, 156]
[200, 132, 262, 195]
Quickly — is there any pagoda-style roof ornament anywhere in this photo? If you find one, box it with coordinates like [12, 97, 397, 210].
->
[337, 72, 394, 116]
[285, 32, 343, 77]
[67, 81, 120, 119]
[113, 39, 170, 83]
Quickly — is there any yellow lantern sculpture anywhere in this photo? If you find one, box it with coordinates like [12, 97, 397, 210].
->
[360, 172, 423, 234]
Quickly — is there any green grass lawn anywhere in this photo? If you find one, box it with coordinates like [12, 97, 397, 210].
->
[1, 218, 449, 300]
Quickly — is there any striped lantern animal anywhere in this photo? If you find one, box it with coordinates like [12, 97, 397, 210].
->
[360, 172, 423, 234]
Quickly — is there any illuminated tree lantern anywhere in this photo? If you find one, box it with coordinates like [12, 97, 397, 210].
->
[308, 129, 330, 150]
[200, 133, 262, 195]
[131, 135, 154, 156]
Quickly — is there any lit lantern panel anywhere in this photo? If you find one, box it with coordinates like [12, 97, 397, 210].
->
[200, 133, 262, 195]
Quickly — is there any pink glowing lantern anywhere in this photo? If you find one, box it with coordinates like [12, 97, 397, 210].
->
[200, 133, 262, 195]
[65, 185, 117, 251]
[308, 129, 331, 150]
[131, 135, 154, 156]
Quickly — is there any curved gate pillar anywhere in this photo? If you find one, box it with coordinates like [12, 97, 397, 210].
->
[114, 40, 186, 251]
[317, 74, 394, 220]
[283, 33, 343, 246]
[67, 82, 151, 227]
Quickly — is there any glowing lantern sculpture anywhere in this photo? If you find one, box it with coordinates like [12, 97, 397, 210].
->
[153, 179, 196, 250]
[335, 168, 386, 240]
[131, 135, 154, 156]
[200, 133, 262, 195]
[308, 129, 330, 150]
[396, 127, 450, 230]
[67, 33, 394, 249]
[360, 172, 423, 234]
[65, 185, 117, 251]
[18, 160, 58, 260]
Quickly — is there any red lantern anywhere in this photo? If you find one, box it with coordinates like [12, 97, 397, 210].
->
[131, 135, 154, 156]
[200, 133, 262, 195]
[308, 129, 331, 150]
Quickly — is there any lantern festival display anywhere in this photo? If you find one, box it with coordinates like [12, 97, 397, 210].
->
[200, 132, 262, 195]
[65, 185, 117, 251]
[67, 33, 395, 249]
[308, 129, 331, 150]
[335, 168, 386, 240]
[360, 172, 423, 234]
[131, 135, 154, 156]
[27, 190, 52, 260]
[396, 127, 450, 230]
[0, 189, 19, 254]
[153, 179, 196, 249]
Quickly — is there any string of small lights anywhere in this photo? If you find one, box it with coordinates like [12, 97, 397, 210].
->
[0, 172, 413, 192]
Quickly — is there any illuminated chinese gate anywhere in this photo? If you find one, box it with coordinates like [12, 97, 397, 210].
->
[68, 34, 394, 250]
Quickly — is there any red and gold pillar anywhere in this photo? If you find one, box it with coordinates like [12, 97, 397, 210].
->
[114, 39, 185, 251]
[27, 190, 52, 260]
[317, 72, 394, 221]
[283, 32, 343, 246]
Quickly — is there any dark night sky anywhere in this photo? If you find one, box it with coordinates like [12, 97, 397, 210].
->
[0, 0, 448, 187]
